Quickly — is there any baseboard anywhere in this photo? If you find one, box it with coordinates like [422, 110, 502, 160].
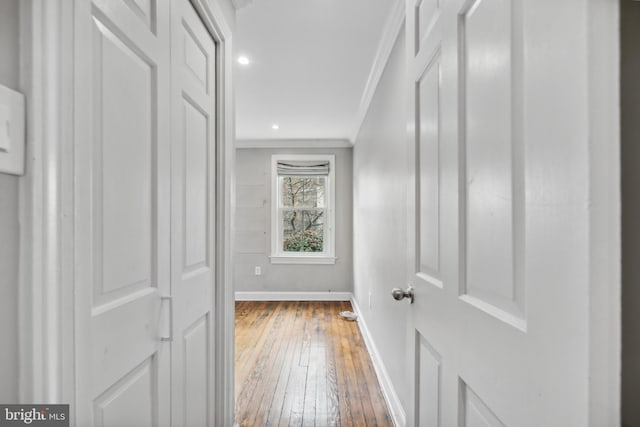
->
[350, 296, 407, 427]
[234, 291, 353, 301]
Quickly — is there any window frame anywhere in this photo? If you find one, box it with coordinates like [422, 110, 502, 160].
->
[270, 154, 336, 264]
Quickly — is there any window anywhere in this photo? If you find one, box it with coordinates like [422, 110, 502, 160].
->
[271, 154, 336, 264]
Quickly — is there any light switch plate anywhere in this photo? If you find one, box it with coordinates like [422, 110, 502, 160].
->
[0, 104, 11, 153]
[0, 85, 25, 176]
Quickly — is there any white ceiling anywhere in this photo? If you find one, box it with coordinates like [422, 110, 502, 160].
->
[234, 0, 396, 141]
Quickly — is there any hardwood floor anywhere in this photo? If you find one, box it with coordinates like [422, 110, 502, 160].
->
[235, 301, 394, 427]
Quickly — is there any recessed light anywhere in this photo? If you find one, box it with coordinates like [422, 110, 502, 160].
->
[237, 56, 250, 65]
[271, 124, 279, 130]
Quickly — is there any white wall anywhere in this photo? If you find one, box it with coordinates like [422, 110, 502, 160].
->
[234, 147, 353, 293]
[0, 0, 21, 403]
[352, 31, 410, 408]
[621, 1, 640, 425]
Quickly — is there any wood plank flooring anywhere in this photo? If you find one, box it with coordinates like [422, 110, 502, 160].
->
[235, 301, 394, 427]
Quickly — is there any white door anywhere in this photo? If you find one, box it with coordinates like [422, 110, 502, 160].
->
[403, 0, 618, 426]
[169, 0, 217, 425]
[74, 0, 172, 425]
[73, 0, 217, 425]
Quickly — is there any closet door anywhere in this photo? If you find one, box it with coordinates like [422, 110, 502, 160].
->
[74, 0, 172, 425]
[170, 0, 217, 425]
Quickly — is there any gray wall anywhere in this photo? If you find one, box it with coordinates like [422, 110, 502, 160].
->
[0, 0, 21, 403]
[352, 31, 410, 409]
[234, 147, 353, 293]
[622, 1, 640, 425]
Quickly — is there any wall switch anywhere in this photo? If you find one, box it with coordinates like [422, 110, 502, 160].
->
[0, 85, 25, 176]
[369, 291, 373, 308]
[254, 266, 262, 276]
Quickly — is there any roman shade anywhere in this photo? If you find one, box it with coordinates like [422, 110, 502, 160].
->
[276, 160, 330, 176]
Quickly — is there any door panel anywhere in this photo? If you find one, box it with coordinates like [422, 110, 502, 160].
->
[183, 99, 210, 270]
[461, 382, 505, 427]
[122, 0, 157, 31]
[183, 27, 209, 90]
[170, 0, 217, 425]
[182, 314, 211, 427]
[416, 0, 440, 55]
[93, 357, 157, 427]
[92, 15, 154, 301]
[75, 0, 171, 425]
[417, 53, 442, 283]
[459, 0, 525, 322]
[91, 293, 161, 396]
[416, 333, 442, 427]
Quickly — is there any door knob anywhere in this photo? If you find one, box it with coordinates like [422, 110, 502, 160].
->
[391, 286, 414, 303]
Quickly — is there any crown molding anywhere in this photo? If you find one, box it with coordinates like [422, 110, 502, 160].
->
[235, 138, 353, 149]
[349, 0, 405, 143]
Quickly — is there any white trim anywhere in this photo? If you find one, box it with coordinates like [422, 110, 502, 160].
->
[235, 291, 353, 301]
[19, 0, 76, 406]
[270, 154, 336, 260]
[587, 1, 620, 425]
[349, 0, 405, 143]
[236, 138, 353, 149]
[350, 296, 407, 427]
[189, 1, 236, 426]
[269, 256, 337, 265]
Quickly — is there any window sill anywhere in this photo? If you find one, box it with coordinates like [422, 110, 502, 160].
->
[269, 255, 337, 265]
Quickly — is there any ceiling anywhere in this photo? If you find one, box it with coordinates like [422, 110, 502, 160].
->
[234, 0, 397, 142]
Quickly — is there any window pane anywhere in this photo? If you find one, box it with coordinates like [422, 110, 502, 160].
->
[282, 209, 325, 252]
[280, 176, 326, 208]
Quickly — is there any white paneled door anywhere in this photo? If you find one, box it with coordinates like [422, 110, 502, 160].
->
[74, 0, 216, 425]
[403, 0, 618, 426]
[170, 0, 217, 425]
[75, 0, 172, 425]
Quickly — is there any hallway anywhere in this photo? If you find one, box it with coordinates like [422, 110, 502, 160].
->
[0, 0, 623, 424]
[235, 301, 393, 426]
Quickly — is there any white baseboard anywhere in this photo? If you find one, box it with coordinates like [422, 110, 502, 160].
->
[234, 291, 353, 301]
[350, 296, 407, 427]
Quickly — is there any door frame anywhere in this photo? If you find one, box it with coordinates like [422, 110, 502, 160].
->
[17, 1, 236, 425]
